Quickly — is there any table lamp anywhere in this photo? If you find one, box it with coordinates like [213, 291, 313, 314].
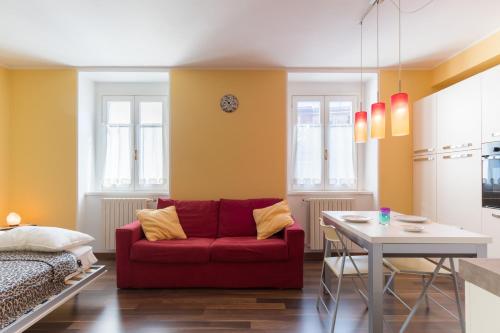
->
[6, 212, 21, 226]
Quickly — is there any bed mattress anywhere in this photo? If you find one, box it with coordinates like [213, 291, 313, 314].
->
[64, 245, 98, 281]
[0, 251, 79, 328]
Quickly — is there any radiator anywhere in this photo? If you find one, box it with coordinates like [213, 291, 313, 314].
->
[102, 198, 151, 250]
[307, 198, 353, 250]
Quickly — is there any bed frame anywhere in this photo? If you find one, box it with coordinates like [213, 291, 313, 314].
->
[1, 265, 106, 333]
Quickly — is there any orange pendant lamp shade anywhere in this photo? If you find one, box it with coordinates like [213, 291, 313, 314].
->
[391, 92, 409, 136]
[354, 111, 368, 143]
[370, 102, 386, 139]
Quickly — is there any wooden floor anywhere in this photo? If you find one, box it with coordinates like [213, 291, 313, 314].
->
[26, 259, 464, 333]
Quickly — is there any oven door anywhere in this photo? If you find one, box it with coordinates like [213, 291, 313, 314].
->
[482, 155, 500, 209]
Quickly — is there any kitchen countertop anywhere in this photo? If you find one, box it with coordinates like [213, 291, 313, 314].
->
[459, 258, 500, 298]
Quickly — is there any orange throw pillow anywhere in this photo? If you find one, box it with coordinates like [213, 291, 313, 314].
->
[253, 200, 294, 240]
[137, 206, 187, 241]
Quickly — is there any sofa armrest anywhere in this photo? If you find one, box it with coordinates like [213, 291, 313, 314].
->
[284, 220, 305, 258]
[116, 221, 143, 288]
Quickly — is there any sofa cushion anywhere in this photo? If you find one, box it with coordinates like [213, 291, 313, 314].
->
[210, 236, 288, 262]
[157, 199, 219, 238]
[130, 238, 215, 264]
[218, 198, 282, 237]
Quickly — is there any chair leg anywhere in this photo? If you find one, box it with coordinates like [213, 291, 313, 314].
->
[422, 276, 430, 310]
[330, 251, 346, 333]
[316, 241, 330, 310]
[399, 257, 446, 333]
[449, 258, 466, 333]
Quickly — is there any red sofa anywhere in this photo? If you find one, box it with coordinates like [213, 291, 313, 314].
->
[116, 198, 304, 289]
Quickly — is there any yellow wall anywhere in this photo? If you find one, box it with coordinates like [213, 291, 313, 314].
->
[432, 30, 500, 89]
[0, 68, 10, 223]
[170, 70, 287, 200]
[9, 70, 77, 229]
[379, 70, 433, 214]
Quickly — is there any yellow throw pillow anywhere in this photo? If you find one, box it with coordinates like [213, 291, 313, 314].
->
[253, 200, 294, 240]
[137, 206, 187, 241]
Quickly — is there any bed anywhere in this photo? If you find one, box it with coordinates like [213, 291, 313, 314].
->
[0, 246, 105, 333]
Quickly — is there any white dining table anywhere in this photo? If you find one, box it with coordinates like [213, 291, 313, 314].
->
[321, 211, 492, 333]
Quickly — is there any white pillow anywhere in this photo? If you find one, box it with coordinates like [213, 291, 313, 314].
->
[0, 226, 94, 252]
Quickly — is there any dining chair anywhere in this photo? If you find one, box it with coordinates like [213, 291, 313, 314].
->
[316, 219, 397, 333]
[383, 257, 465, 333]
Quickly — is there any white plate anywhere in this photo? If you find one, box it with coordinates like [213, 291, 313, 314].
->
[341, 215, 371, 223]
[403, 225, 425, 233]
[395, 215, 427, 223]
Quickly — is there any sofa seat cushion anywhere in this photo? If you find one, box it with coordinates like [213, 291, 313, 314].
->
[210, 237, 288, 262]
[131, 238, 215, 264]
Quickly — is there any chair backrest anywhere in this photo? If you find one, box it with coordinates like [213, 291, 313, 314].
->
[319, 218, 340, 242]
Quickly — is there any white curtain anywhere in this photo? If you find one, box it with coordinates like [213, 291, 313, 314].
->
[293, 124, 322, 186]
[102, 126, 132, 187]
[328, 125, 356, 188]
[139, 126, 165, 185]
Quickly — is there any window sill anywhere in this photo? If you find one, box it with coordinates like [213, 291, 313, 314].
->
[85, 192, 169, 197]
[287, 191, 373, 196]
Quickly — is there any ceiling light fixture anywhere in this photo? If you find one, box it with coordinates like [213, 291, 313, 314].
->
[354, 21, 368, 143]
[390, 0, 409, 136]
[371, 0, 386, 139]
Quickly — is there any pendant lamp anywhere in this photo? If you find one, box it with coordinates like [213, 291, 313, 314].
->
[391, 0, 409, 136]
[371, 0, 385, 139]
[354, 21, 367, 143]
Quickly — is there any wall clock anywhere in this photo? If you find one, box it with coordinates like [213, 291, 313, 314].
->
[220, 94, 239, 113]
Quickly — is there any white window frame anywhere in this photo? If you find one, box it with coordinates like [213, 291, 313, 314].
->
[290, 95, 358, 192]
[97, 95, 169, 192]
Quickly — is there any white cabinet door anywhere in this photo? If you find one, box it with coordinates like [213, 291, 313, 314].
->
[481, 65, 500, 143]
[413, 94, 437, 155]
[437, 150, 481, 232]
[413, 155, 436, 221]
[482, 208, 500, 258]
[437, 75, 481, 153]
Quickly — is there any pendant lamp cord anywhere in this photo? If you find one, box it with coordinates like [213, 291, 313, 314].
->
[398, 0, 402, 92]
[376, 0, 380, 101]
[360, 20, 363, 111]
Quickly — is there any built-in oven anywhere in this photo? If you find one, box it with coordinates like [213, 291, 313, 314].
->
[482, 142, 500, 209]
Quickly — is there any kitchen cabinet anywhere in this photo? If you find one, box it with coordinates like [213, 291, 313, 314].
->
[437, 75, 481, 153]
[482, 207, 500, 258]
[413, 94, 437, 155]
[413, 154, 436, 221]
[437, 149, 481, 232]
[481, 65, 500, 143]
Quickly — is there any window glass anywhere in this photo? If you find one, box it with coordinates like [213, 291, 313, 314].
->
[107, 101, 131, 124]
[140, 102, 163, 124]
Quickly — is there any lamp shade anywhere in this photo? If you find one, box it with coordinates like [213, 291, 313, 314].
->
[354, 111, 368, 143]
[391, 92, 409, 136]
[6, 212, 21, 226]
[370, 102, 386, 139]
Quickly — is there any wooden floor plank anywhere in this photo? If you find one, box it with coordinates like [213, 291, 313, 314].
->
[25, 260, 464, 333]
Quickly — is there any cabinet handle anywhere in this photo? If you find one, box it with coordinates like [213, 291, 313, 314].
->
[493, 213, 500, 219]
[414, 148, 435, 154]
[442, 143, 473, 150]
[492, 132, 500, 138]
[443, 153, 473, 159]
[413, 156, 434, 162]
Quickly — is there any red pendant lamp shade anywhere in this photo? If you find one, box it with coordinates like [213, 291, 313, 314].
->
[370, 102, 386, 139]
[391, 92, 409, 136]
[354, 111, 368, 143]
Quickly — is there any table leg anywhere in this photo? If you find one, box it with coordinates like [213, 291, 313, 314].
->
[368, 243, 384, 333]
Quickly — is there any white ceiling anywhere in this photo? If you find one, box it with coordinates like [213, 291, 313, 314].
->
[0, 0, 499, 69]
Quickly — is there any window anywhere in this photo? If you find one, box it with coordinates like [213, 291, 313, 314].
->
[291, 95, 357, 191]
[99, 95, 168, 191]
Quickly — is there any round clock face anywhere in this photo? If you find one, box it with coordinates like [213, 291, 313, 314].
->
[220, 94, 239, 113]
